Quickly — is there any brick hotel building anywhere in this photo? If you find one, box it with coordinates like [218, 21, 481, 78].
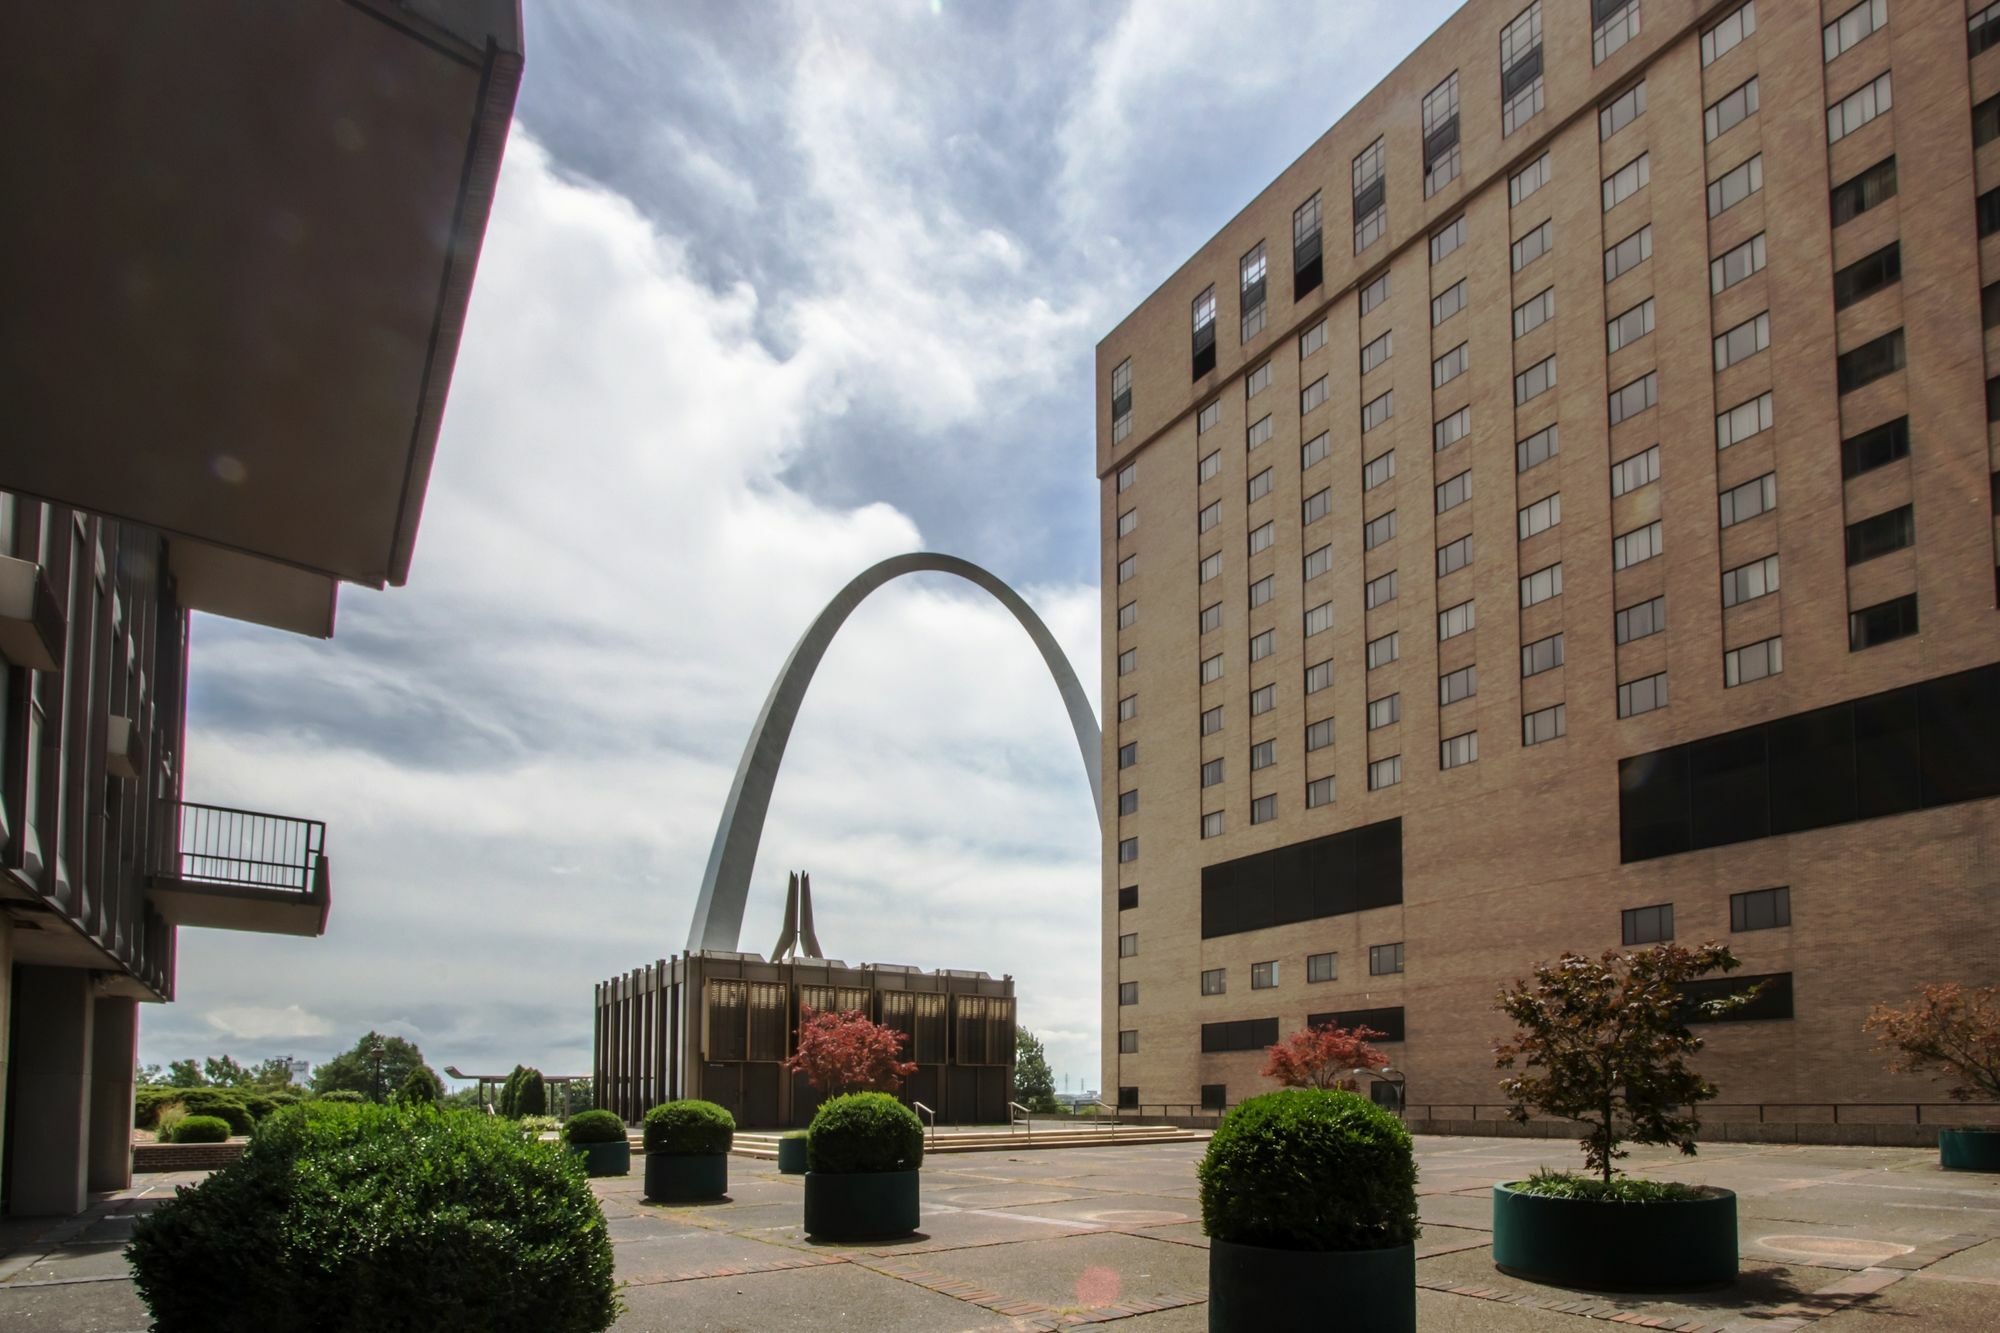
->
[1095, 0, 2000, 1135]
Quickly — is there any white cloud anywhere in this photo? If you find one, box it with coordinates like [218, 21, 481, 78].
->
[202, 1004, 334, 1042]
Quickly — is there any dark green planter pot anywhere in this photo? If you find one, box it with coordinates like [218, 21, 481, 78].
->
[1940, 1127, 2000, 1172]
[1208, 1238, 1414, 1332]
[569, 1139, 631, 1177]
[1492, 1184, 1737, 1289]
[802, 1170, 919, 1239]
[645, 1151, 727, 1202]
[777, 1136, 809, 1174]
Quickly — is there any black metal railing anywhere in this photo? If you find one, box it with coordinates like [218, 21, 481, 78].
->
[156, 801, 324, 893]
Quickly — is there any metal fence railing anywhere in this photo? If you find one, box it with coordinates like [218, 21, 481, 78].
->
[156, 801, 324, 893]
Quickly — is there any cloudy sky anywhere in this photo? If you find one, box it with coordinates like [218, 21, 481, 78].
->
[141, 0, 1461, 1092]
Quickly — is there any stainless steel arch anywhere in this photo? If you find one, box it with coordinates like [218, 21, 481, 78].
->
[684, 552, 1102, 953]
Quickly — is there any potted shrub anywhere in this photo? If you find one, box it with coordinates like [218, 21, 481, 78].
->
[1491, 944, 1762, 1288]
[777, 1129, 809, 1174]
[1867, 983, 2000, 1171]
[642, 1100, 733, 1202]
[168, 1114, 233, 1144]
[803, 1092, 925, 1240]
[1197, 1088, 1417, 1331]
[565, 1109, 631, 1177]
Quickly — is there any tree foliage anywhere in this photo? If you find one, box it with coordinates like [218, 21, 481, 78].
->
[1865, 983, 2000, 1103]
[397, 1066, 446, 1106]
[308, 1032, 429, 1104]
[1262, 1022, 1388, 1091]
[166, 1059, 205, 1088]
[1494, 943, 1762, 1183]
[1014, 1028, 1059, 1113]
[783, 1007, 917, 1098]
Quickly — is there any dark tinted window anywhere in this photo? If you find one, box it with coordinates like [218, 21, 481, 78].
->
[1832, 242, 1900, 310]
[1689, 728, 1768, 850]
[1619, 746, 1691, 862]
[1845, 505, 1914, 565]
[1978, 92, 2000, 147]
[1830, 157, 1895, 226]
[1731, 886, 1791, 932]
[1202, 818, 1403, 939]
[1836, 329, 1904, 394]
[1200, 1018, 1280, 1053]
[1681, 973, 1794, 1024]
[1622, 903, 1674, 946]
[1201, 1084, 1228, 1111]
[1118, 1086, 1138, 1109]
[1919, 665, 2000, 806]
[1849, 594, 1919, 651]
[1768, 705, 1856, 834]
[1117, 885, 1138, 911]
[1840, 417, 1908, 478]
[1853, 687, 1923, 820]
[1981, 186, 2000, 239]
[1307, 1006, 1407, 1043]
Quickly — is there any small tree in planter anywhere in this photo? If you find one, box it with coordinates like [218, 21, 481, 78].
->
[1198, 1088, 1418, 1331]
[784, 1007, 917, 1098]
[1866, 983, 2000, 1171]
[641, 1101, 734, 1203]
[1014, 1027, 1060, 1113]
[1489, 943, 1762, 1288]
[565, 1109, 631, 1177]
[802, 1092, 926, 1240]
[1262, 1021, 1388, 1091]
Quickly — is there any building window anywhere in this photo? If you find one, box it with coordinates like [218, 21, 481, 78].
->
[1501, 1, 1546, 136]
[1201, 810, 1225, 839]
[1622, 903, 1674, 946]
[1605, 225, 1652, 282]
[1361, 330, 1393, 374]
[1842, 417, 1909, 478]
[1513, 287, 1554, 339]
[1523, 702, 1567, 745]
[1192, 286, 1217, 379]
[1594, 0, 1641, 64]
[1118, 837, 1138, 863]
[1600, 79, 1646, 139]
[1201, 755, 1225, 784]
[1201, 707, 1224, 737]
[1833, 242, 1901, 310]
[1246, 362, 1272, 399]
[1248, 522, 1275, 556]
[1837, 329, 1905, 393]
[1832, 156, 1896, 226]
[1198, 500, 1221, 534]
[1201, 654, 1225, 686]
[1117, 463, 1136, 495]
[1119, 932, 1138, 957]
[1441, 730, 1479, 770]
[1251, 684, 1276, 716]
[1198, 401, 1221, 436]
[1111, 360, 1133, 444]
[1368, 756, 1402, 791]
[1365, 569, 1398, 609]
[1515, 356, 1556, 406]
[1307, 952, 1338, 983]
[1850, 594, 1919, 650]
[1117, 648, 1137, 676]
[1716, 392, 1773, 449]
[1305, 659, 1335, 695]
[1294, 193, 1324, 300]
[1240, 242, 1268, 343]
[1201, 1084, 1227, 1110]
[1118, 885, 1138, 910]
[1702, 1, 1756, 66]
[1436, 469, 1472, 515]
[1845, 504, 1915, 564]
[1306, 717, 1335, 751]
[1118, 1029, 1139, 1054]
[1618, 670, 1668, 717]
[1118, 1086, 1139, 1109]
[1608, 372, 1657, 425]
[1200, 603, 1223, 636]
[1828, 72, 1892, 145]
[1301, 489, 1331, 530]
[1306, 776, 1336, 808]
[1440, 665, 1478, 706]
[1370, 942, 1405, 975]
[1201, 968, 1226, 996]
[1607, 298, 1655, 354]
[1439, 598, 1476, 641]
[1119, 981, 1138, 1006]
[1118, 694, 1137, 722]
[1518, 492, 1562, 540]
[1611, 444, 1660, 497]
[1520, 562, 1563, 607]
[1704, 78, 1759, 145]
[1200, 552, 1222, 583]
[1251, 794, 1277, 826]
[1423, 72, 1462, 196]
[1367, 631, 1400, 670]
[1248, 467, 1274, 504]
[1118, 600, 1138, 630]
[1721, 554, 1780, 608]
[1976, 2, 2000, 55]
[1300, 317, 1328, 361]
[1430, 215, 1468, 265]
[1435, 407, 1472, 452]
[1977, 93, 2000, 147]
[1731, 886, 1790, 932]
[1198, 451, 1222, 487]
[1616, 594, 1665, 644]
[1247, 414, 1273, 450]
[1432, 279, 1467, 327]
[1602, 152, 1650, 212]
[1250, 576, 1275, 609]
[1302, 431, 1331, 471]
[1432, 342, 1469, 389]
[1719, 473, 1777, 529]
[1352, 137, 1387, 254]
[1360, 270, 1391, 315]
[1249, 630, 1274, 662]
[1304, 544, 1333, 582]
[1826, 0, 1886, 60]
[1118, 789, 1139, 816]
[1437, 534, 1473, 577]
[1362, 390, 1394, 433]
[1367, 694, 1401, 730]
[1504, 151, 1552, 205]
[1517, 424, 1559, 473]
[1299, 374, 1330, 417]
[1119, 742, 1138, 769]
[1613, 520, 1663, 570]
[1117, 508, 1137, 538]
[1711, 233, 1766, 293]
[1303, 601, 1332, 638]
[1511, 219, 1552, 272]
[1251, 961, 1280, 990]
[1708, 155, 1764, 218]
[1521, 632, 1564, 678]
[1364, 511, 1398, 551]
[1724, 635, 1783, 687]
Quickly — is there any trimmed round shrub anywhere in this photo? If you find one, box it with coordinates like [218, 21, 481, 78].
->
[807, 1092, 924, 1174]
[128, 1103, 615, 1333]
[565, 1110, 626, 1145]
[397, 1066, 445, 1106]
[168, 1115, 233, 1144]
[642, 1100, 734, 1155]
[515, 1068, 548, 1117]
[317, 1090, 365, 1105]
[1199, 1088, 1418, 1252]
[135, 1088, 254, 1134]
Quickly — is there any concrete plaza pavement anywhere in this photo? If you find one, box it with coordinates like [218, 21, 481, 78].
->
[3, 1134, 1997, 1330]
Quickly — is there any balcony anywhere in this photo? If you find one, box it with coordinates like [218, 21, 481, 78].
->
[148, 803, 331, 937]
[0, 554, 64, 671]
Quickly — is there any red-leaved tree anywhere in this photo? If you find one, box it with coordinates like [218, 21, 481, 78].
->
[784, 1007, 919, 1097]
[1262, 1022, 1389, 1091]
[1865, 983, 2000, 1104]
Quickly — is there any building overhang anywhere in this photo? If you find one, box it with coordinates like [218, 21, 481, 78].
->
[0, 0, 523, 594]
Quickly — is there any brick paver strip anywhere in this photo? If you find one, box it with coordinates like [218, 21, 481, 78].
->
[857, 1255, 1205, 1327]
[1416, 1259, 1919, 1329]
[618, 1251, 846, 1289]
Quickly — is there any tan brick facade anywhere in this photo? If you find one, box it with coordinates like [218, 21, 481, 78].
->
[1096, 0, 2000, 1126]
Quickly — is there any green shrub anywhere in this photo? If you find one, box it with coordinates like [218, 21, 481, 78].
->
[168, 1115, 233, 1144]
[135, 1088, 253, 1135]
[499, 1065, 526, 1117]
[642, 1101, 734, 1155]
[1508, 1168, 1710, 1204]
[781, 1129, 807, 1140]
[515, 1068, 548, 1117]
[519, 1115, 561, 1138]
[154, 1103, 189, 1139]
[397, 1066, 445, 1106]
[807, 1092, 924, 1174]
[128, 1103, 616, 1333]
[1198, 1088, 1419, 1252]
[318, 1090, 365, 1105]
[565, 1110, 626, 1145]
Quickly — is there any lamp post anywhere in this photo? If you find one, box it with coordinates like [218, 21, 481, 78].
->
[1350, 1065, 1407, 1115]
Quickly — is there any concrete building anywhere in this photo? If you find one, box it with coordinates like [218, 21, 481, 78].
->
[0, 1, 521, 1213]
[1097, 0, 2000, 1137]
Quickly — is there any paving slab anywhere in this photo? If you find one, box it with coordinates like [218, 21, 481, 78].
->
[0, 1278, 152, 1333]
[5, 1242, 134, 1284]
[1418, 1189, 1497, 1230]
[981, 1191, 1199, 1229]
[1810, 1270, 2000, 1329]
[611, 1226, 823, 1284]
[612, 1259, 988, 1332]
[1928, 1237, 2000, 1280]
[869, 1229, 1207, 1314]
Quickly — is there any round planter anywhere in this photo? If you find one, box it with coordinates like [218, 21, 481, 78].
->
[1940, 1127, 2000, 1172]
[644, 1151, 727, 1202]
[1492, 1183, 1737, 1289]
[1208, 1237, 1414, 1332]
[777, 1136, 809, 1174]
[569, 1138, 631, 1177]
[802, 1169, 919, 1240]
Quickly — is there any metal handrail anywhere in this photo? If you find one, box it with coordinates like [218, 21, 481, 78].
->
[1008, 1101, 1030, 1138]
[155, 801, 325, 893]
[911, 1100, 936, 1151]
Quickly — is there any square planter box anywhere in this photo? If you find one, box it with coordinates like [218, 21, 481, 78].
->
[645, 1151, 727, 1202]
[777, 1136, 809, 1174]
[802, 1169, 918, 1240]
[1208, 1237, 1414, 1331]
[569, 1139, 631, 1177]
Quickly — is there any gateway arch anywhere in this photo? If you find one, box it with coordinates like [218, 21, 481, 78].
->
[683, 552, 1102, 953]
